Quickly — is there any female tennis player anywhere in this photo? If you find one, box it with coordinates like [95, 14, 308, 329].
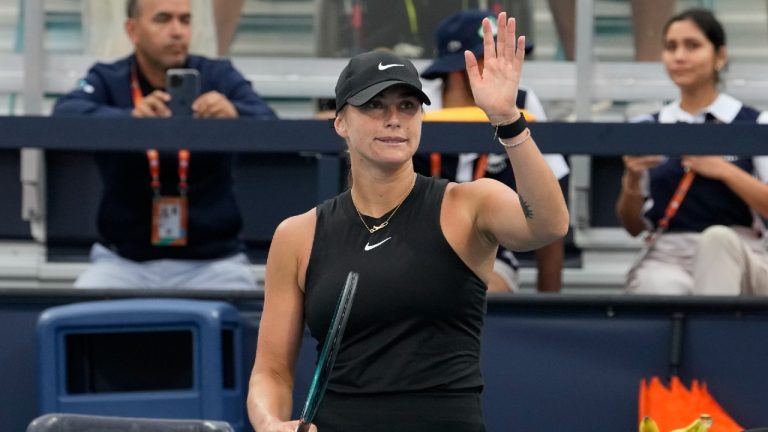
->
[247, 12, 569, 432]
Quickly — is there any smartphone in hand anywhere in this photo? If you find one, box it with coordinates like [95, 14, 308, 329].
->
[166, 69, 200, 117]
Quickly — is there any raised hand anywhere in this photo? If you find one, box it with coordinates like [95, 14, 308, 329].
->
[465, 12, 526, 125]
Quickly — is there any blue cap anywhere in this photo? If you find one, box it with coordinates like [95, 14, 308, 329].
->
[420, 10, 534, 81]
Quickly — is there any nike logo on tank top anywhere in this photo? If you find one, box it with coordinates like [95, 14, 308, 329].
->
[363, 237, 392, 251]
[304, 175, 486, 395]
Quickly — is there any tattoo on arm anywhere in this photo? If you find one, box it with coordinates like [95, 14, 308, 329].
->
[519, 195, 534, 219]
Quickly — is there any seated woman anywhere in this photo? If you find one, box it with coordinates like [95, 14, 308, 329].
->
[616, 8, 768, 296]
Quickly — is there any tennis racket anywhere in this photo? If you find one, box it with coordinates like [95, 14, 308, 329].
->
[296, 271, 360, 432]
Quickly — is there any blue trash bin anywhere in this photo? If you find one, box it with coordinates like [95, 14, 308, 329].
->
[37, 299, 244, 432]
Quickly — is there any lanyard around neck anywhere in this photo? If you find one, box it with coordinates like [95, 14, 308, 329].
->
[657, 170, 696, 231]
[147, 149, 190, 196]
[130, 65, 144, 107]
[655, 113, 717, 228]
[133, 65, 191, 194]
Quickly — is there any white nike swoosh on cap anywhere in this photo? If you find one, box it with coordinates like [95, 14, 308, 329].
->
[364, 237, 392, 251]
[378, 62, 405, 71]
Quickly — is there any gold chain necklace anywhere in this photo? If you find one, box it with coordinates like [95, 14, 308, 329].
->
[352, 174, 417, 234]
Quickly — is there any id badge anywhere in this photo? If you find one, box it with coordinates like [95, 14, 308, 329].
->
[151, 196, 188, 246]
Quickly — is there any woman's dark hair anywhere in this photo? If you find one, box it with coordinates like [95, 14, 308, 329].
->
[663, 8, 726, 51]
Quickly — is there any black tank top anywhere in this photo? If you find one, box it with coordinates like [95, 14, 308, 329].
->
[304, 174, 486, 394]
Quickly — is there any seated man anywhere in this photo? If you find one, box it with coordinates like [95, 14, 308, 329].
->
[53, 0, 277, 289]
[417, 10, 570, 292]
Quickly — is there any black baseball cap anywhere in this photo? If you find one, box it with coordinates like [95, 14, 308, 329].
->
[421, 10, 534, 81]
[335, 50, 431, 113]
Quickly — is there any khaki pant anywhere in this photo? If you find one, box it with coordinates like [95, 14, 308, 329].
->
[75, 243, 257, 289]
[626, 225, 768, 295]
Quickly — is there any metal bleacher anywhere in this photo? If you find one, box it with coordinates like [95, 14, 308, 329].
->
[2, 0, 768, 291]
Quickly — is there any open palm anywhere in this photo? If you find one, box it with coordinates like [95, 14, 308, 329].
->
[465, 12, 526, 126]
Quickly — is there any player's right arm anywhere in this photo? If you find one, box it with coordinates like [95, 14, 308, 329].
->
[247, 210, 317, 432]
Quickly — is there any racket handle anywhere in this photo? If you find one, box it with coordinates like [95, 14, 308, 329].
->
[296, 421, 312, 432]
